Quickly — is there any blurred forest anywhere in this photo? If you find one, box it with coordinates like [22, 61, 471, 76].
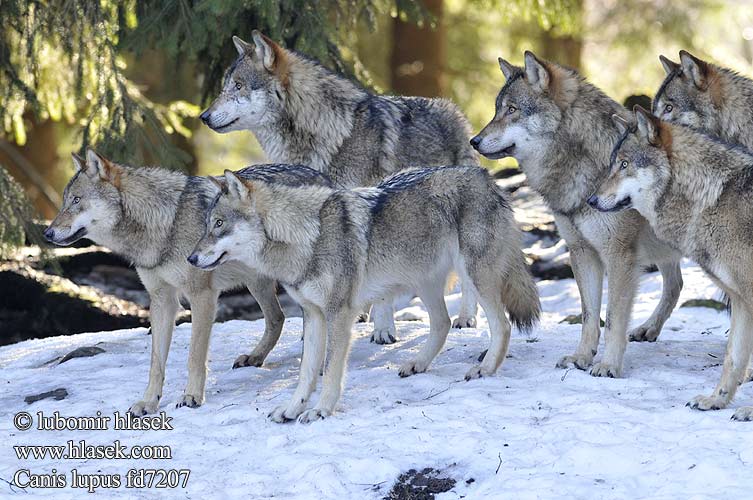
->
[1, 0, 753, 235]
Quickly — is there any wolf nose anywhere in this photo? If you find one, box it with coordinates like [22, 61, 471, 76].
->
[469, 136, 482, 149]
[187, 254, 199, 266]
[199, 110, 211, 124]
[587, 195, 598, 208]
[43, 227, 55, 242]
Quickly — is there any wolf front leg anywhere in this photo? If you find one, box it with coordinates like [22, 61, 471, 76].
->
[629, 259, 683, 342]
[556, 242, 604, 370]
[129, 280, 179, 416]
[298, 309, 356, 423]
[233, 275, 285, 368]
[177, 289, 219, 408]
[370, 297, 397, 344]
[590, 252, 640, 378]
[269, 307, 326, 423]
[690, 297, 753, 414]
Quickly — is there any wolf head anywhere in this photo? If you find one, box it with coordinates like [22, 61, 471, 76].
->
[45, 150, 123, 246]
[653, 51, 719, 132]
[471, 51, 575, 162]
[199, 31, 290, 133]
[589, 106, 672, 216]
[188, 171, 265, 270]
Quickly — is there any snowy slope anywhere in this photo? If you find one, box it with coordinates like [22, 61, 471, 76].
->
[1, 260, 752, 499]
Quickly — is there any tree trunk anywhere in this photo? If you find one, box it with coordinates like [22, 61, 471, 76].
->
[390, 0, 446, 97]
[537, 0, 584, 72]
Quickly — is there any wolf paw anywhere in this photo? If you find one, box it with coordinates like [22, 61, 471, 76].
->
[398, 359, 429, 378]
[176, 394, 203, 409]
[556, 353, 593, 371]
[298, 408, 331, 424]
[233, 353, 265, 369]
[590, 362, 621, 378]
[465, 365, 494, 381]
[371, 327, 397, 345]
[452, 315, 477, 329]
[628, 325, 660, 342]
[268, 402, 305, 423]
[687, 394, 728, 411]
[128, 399, 159, 417]
[731, 406, 753, 421]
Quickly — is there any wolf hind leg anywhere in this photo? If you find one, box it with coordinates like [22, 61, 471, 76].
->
[452, 274, 478, 328]
[689, 296, 753, 412]
[370, 298, 397, 344]
[629, 259, 683, 342]
[464, 279, 512, 380]
[233, 276, 285, 368]
[398, 284, 451, 377]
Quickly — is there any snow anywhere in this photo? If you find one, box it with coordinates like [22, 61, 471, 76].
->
[2, 259, 752, 499]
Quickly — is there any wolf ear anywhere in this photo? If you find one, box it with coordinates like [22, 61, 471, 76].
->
[679, 50, 708, 90]
[498, 57, 516, 80]
[251, 30, 279, 72]
[633, 105, 661, 146]
[207, 175, 226, 193]
[612, 114, 631, 135]
[71, 153, 86, 172]
[85, 149, 117, 181]
[232, 35, 254, 56]
[224, 170, 251, 201]
[658, 55, 680, 75]
[523, 51, 549, 92]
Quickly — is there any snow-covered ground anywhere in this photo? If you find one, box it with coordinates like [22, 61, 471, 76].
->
[1, 260, 752, 499]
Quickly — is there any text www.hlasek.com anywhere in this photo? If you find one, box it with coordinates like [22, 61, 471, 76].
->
[15, 440, 171, 460]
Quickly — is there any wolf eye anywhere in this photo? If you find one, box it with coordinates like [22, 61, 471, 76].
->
[664, 104, 673, 113]
[507, 105, 517, 115]
[235, 82, 242, 90]
[72, 196, 81, 204]
[620, 160, 629, 170]
[215, 219, 223, 228]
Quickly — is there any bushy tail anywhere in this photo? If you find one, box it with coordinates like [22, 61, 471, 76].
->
[501, 255, 541, 333]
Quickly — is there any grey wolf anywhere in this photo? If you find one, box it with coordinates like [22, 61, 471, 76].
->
[470, 52, 683, 378]
[199, 30, 481, 343]
[589, 105, 753, 421]
[188, 166, 540, 423]
[653, 50, 753, 150]
[44, 150, 331, 415]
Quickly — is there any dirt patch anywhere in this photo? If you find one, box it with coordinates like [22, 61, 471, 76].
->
[384, 467, 457, 500]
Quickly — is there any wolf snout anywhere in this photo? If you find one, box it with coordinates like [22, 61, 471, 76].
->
[587, 195, 599, 208]
[469, 135, 482, 149]
[187, 254, 199, 266]
[43, 227, 55, 242]
[199, 109, 212, 125]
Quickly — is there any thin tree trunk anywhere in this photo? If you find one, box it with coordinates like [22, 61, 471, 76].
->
[390, 0, 446, 97]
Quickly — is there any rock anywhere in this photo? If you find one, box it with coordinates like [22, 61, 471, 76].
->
[529, 255, 573, 280]
[385, 468, 457, 500]
[25, 388, 68, 404]
[680, 299, 728, 311]
[59, 346, 105, 364]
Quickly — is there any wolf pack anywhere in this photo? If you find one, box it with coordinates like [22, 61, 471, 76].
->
[43, 31, 753, 424]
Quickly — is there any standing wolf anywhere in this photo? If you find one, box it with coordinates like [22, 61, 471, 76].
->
[589, 106, 753, 421]
[470, 52, 683, 378]
[653, 50, 753, 150]
[44, 150, 331, 414]
[188, 166, 540, 423]
[199, 30, 481, 343]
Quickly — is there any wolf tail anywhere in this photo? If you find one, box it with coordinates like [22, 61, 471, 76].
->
[501, 254, 541, 333]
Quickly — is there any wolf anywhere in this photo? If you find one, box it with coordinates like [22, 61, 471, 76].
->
[470, 52, 684, 378]
[44, 150, 332, 415]
[199, 30, 481, 343]
[653, 50, 753, 150]
[589, 105, 753, 421]
[188, 165, 540, 423]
